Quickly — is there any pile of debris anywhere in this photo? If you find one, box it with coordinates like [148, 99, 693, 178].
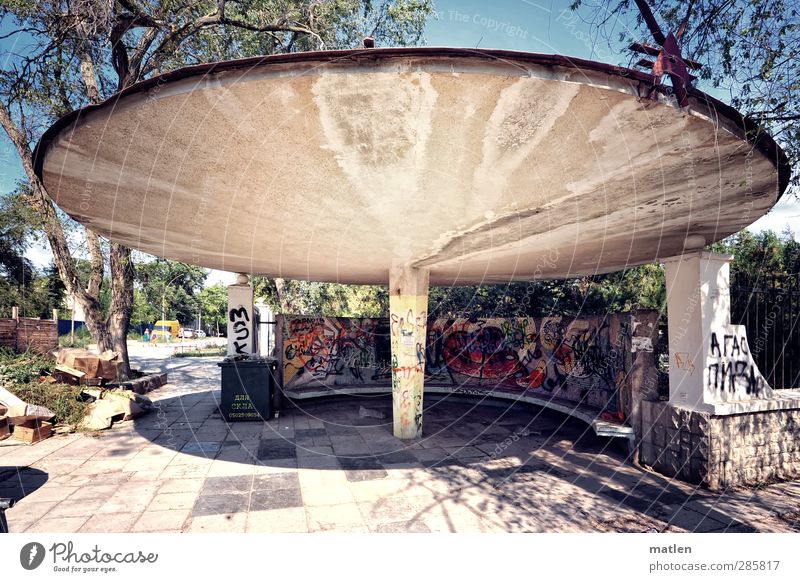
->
[0, 348, 153, 444]
[0, 386, 55, 444]
[52, 348, 124, 386]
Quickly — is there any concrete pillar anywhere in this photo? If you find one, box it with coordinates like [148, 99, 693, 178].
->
[664, 250, 772, 413]
[227, 274, 255, 356]
[389, 264, 429, 439]
[254, 300, 276, 357]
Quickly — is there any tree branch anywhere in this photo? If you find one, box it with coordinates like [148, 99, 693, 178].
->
[0, 100, 102, 318]
[142, 8, 318, 76]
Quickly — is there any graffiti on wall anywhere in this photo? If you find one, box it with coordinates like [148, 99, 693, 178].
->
[426, 317, 629, 417]
[283, 315, 632, 417]
[706, 327, 770, 398]
[283, 317, 390, 386]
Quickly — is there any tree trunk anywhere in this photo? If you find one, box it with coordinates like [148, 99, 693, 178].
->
[0, 100, 114, 353]
[274, 277, 288, 313]
[109, 242, 134, 378]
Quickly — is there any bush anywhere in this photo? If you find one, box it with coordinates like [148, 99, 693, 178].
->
[0, 348, 53, 383]
[13, 381, 89, 428]
[0, 349, 90, 429]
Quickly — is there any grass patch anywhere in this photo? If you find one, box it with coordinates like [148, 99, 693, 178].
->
[173, 346, 226, 358]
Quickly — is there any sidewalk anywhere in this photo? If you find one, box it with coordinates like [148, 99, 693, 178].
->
[1, 355, 798, 533]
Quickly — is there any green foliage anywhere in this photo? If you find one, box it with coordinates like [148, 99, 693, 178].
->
[0, 191, 66, 318]
[0, 190, 35, 284]
[58, 326, 93, 349]
[198, 283, 228, 336]
[712, 227, 800, 280]
[153, 0, 433, 68]
[252, 277, 388, 316]
[0, 348, 53, 383]
[429, 264, 666, 319]
[12, 381, 89, 428]
[135, 258, 208, 325]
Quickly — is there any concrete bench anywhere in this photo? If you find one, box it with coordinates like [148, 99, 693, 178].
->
[282, 384, 635, 442]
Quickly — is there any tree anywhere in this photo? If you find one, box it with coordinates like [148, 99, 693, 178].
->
[712, 227, 800, 282]
[252, 278, 388, 316]
[199, 283, 227, 336]
[0, 0, 433, 375]
[0, 190, 36, 299]
[569, 0, 799, 186]
[135, 258, 208, 324]
[0, 190, 67, 318]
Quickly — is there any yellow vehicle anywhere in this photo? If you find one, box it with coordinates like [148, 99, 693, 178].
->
[152, 320, 180, 341]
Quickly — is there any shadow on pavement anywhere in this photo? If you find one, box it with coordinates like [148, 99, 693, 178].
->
[0, 467, 48, 533]
[130, 386, 756, 532]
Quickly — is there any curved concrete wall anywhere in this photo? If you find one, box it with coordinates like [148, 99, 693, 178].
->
[281, 312, 655, 420]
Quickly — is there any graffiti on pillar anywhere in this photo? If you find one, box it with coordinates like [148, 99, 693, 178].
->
[282, 314, 632, 419]
[674, 352, 696, 374]
[706, 328, 769, 398]
[227, 284, 254, 356]
[228, 307, 251, 354]
[389, 299, 427, 438]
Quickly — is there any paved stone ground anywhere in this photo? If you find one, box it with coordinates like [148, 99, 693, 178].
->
[1, 353, 799, 533]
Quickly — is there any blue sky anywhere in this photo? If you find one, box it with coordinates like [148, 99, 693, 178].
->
[2, 0, 797, 284]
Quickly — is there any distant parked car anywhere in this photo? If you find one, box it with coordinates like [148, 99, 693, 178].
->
[178, 328, 195, 339]
[194, 329, 207, 338]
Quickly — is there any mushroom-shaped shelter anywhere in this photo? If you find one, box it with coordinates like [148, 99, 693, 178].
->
[35, 48, 790, 438]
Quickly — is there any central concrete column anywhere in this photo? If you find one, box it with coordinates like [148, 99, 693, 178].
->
[389, 264, 429, 439]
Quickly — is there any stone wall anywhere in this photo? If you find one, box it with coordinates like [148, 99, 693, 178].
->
[640, 399, 800, 490]
[0, 317, 58, 354]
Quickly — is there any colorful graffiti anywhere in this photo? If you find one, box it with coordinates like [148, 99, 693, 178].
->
[283, 315, 632, 418]
[389, 296, 428, 438]
[283, 317, 390, 386]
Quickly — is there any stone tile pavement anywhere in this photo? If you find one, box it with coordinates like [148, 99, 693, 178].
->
[1, 354, 799, 533]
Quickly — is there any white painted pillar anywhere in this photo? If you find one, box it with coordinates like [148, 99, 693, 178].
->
[227, 273, 255, 356]
[389, 264, 429, 439]
[254, 300, 276, 357]
[664, 249, 772, 414]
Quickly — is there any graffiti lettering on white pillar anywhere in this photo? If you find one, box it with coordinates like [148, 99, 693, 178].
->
[706, 331, 764, 396]
[709, 332, 749, 358]
[229, 307, 251, 355]
[227, 283, 254, 356]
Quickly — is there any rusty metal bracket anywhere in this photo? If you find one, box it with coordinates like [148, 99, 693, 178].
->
[630, 0, 700, 107]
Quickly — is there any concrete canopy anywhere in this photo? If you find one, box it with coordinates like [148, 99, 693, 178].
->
[35, 48, 789, 285]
